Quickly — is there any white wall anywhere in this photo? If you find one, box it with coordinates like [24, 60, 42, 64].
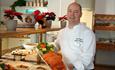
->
[76, 0, 94, 11]
[95, 0, 115, 14]
[48, 0, 74, 17]
[76, 0, 94, 29]
[81, 10, 93, 29]
[60, 0, 74, 16]
[48, 0, 74, 28]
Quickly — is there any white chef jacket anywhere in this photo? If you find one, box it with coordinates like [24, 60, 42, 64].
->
[55, 23, 96, 70]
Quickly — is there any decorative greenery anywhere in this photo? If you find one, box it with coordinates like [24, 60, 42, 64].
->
[43, 0, 48, 7]
[37, 42, 55, 54]
[0, 63, 5, 70]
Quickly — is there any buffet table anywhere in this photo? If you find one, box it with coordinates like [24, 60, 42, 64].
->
[0, 48, 51, 70]
[0, 58, 51, 70]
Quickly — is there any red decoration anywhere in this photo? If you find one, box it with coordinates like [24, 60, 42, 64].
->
[4, 9, 23, 22]
[40, 43, 46, 48]
[59, 15, 67, 21]
[4, 9, 23, 16]
[33, 10, 41, 16]
[33, 10, 56, 22]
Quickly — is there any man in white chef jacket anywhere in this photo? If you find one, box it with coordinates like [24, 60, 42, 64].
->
[55, 2, 96, 70]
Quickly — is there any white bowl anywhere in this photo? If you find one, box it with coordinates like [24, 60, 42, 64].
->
[23, 43, 38, 50]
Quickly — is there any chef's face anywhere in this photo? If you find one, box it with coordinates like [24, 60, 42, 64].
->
[67, 3, 82, 24]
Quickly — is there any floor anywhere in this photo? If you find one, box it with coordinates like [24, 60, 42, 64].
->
[95, 64, 115, 70]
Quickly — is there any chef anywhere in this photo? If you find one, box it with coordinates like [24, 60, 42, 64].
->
[55, 2, 96, 70]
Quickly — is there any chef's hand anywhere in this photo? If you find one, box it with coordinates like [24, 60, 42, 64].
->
[68, 64, 74, 70]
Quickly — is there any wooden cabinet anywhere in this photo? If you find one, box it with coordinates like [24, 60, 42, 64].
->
[94, 14, 115, 51]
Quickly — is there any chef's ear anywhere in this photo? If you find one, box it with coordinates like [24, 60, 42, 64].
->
[80, 12, 82, 18]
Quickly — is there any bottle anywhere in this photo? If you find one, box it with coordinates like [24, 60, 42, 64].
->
[34, 22, 39, 30]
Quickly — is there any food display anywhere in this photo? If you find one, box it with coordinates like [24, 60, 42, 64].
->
[5, 64, 16, 70]
[11, 49, 32, 61]
[0, 62, 16, 70]
[16, 64, 29, 70]
[1, 42, 65, 70]
[37, 42, 66, 70]
[17, 64, 29, 68]
[36, 67, 46, 70]
[11, 49, 31, 56]
[43, 52, 66, 70]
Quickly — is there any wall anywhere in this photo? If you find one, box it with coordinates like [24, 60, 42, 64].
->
[76, 0, 94, 29]
[95, 0, 115, 14]
[76, 0, 95, 11]
[48, 0, 74, 28]
[81, 10, 93, 29]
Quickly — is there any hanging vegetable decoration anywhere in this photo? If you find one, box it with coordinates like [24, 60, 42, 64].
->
[10, 0, 26, 11]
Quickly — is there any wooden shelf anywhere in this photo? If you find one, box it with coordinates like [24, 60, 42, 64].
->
[96, 42, 115, 51]
[94, 26, 115, 31]
[0, 28, 61, 38]
[94, 14, 115, 31]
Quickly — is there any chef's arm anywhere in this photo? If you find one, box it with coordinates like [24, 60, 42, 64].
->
[72, 31, 96, 70]
[54, 37, 61, 52]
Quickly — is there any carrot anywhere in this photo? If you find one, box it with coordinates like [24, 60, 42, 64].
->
[43, 52, 66, 70]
